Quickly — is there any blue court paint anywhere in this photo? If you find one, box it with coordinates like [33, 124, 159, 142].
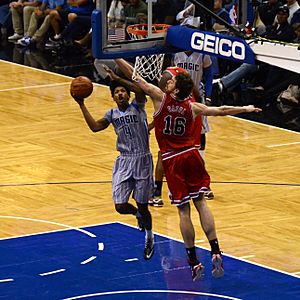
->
[0, 222, 299, 300]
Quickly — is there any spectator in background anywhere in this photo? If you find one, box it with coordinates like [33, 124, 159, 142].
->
[290, 7, 300, 25]
[124, 0, 147, 26]
[152, 0, 177, 25]
[253, 68, 300, 105]
[293, 21, 300, 41]
[256, 0, 282, 27]
[194, 0, 214, 30]
[212, 6, 296, 104]
[45, 0, 94, 46]
[8, 0, 42, 41]
[224, 0, 238, 25]
[176, 2, 201, 28]
[17, 0, 66, 47]
[176, 0, 215, 30]
[212, 0, 231, 32]
[107, 0, 128, 28]
[277, 78, 300, 108]
[255, 0, 282, 36]
[262, 5, 296, 41]
[106, 0, 128, 46]
[286, 0, 300, 23]
[248, 20, 299, 101]
[0, 0, 12, 37]
[45, 13, 91, 49]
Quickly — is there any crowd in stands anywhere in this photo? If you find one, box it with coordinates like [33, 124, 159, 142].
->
[212, 0, 300, 122]
[0, 0, 299, 128]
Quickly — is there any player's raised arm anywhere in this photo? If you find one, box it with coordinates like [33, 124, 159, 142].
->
[71, 95, 110, 132]
[103, 64, 147, 103]
[192, 102, 262, 117]
[115, 58, 164, 112]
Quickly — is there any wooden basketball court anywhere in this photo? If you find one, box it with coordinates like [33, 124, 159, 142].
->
[0, 59, 299, 276]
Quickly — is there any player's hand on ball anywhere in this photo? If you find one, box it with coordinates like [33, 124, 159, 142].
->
[70, 76, 93, 102]
[71, 92, 84, 105]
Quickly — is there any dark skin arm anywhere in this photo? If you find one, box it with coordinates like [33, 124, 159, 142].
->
[71, 95, 110, 132]
[103, 64, 147, 103]
[115, 58, 163, 112]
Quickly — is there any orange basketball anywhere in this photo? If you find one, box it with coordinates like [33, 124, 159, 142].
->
[70, 76, 93, 99]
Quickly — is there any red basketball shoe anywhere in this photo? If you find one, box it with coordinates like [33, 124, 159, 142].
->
[212, 253, 224, 278]
[191, 263, 205, 281]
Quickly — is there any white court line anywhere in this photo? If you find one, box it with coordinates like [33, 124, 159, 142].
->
[118, 221, 300, 279]
[267, 141, 300, 148]
[0, 278, 14, 283]
[125, 258, 139, 262]
[98, 242, 104, 251]
[1, 219, 297, 280]
[195, 239, 206, 243]
[0, 221, 116, 241]
[239, 255, 255, 259]
[0, 216, 97, 238]
[0, 82, 70, 92]
[229, 115, 300, 135]
[0, 59, 73, 79]
[81, 256, 97, 265]
[1, 59, 299, 134]
[63, 289, 241, 300]
[39, 269, 66, 276]
[0, 59, 108, 87]
[292, 272, 300, 276]
[0, 217, 110, 281]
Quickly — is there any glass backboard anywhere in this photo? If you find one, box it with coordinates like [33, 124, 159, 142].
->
[92, 0, 176, 59]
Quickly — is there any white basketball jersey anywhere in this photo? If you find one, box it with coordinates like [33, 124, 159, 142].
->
[104, 99, 150, 155]
[173, 52, 212, 89]
[173, 52, 212, 134]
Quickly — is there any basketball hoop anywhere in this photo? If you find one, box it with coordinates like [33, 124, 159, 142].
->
[126, 24, 171, 82]
[127, 23, 170, 39]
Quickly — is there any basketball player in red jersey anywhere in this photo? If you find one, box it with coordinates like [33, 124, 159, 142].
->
[150, 66, 208, 207]
[115, 58, 262, 281]
[148, 67, 188, 207]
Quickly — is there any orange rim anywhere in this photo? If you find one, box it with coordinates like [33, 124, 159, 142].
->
[127, 24, 171, 37]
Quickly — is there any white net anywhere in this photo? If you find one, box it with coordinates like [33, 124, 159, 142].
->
[132, 54, 165, 82]
[127, 24, 168, 82]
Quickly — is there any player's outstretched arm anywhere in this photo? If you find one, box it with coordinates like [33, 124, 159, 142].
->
[103, 64, 147, 103]
[192, 103, 262, 117]
[71, 95, 110, 132]
[114, 58, 134, 80]
[115, 58, 164, 112]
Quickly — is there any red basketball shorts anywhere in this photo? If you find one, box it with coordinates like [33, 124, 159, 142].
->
[161, 148, 210, 206]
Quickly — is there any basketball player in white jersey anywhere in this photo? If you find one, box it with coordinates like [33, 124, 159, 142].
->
[71, 70, 155, 260]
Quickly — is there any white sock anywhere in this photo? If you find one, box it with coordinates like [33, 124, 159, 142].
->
[199, 150, 205, 159]
[54, 34, 61, 40]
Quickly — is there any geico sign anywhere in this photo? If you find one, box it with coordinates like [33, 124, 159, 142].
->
[191, 32, 245, 60]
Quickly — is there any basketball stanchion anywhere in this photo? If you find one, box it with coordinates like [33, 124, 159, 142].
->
[126, 24, 171, 82]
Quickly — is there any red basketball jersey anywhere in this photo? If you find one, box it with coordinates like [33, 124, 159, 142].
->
[162, 68, 202, 148]
[164, 66, 188, 77]
[154, 93, 198, 153]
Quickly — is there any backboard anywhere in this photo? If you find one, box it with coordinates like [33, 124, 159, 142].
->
[91, 0, 255, 66]
[92, 0, 174, 59]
